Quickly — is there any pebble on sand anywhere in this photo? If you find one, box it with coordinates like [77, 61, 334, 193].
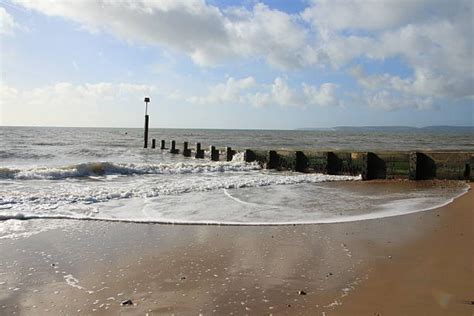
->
[121, 299, 133, 306]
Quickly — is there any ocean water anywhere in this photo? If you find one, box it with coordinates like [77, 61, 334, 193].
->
[0, 126, 470, 239]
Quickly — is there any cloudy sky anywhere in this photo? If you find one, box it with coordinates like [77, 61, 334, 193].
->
[1, 0, 472, 129]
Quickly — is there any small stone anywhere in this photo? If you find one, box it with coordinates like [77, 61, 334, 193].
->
[181, 276, 186, 280]
[298, 290, 307, 295]
[121, 299, 133, 306]
[388, 255, 392, 259]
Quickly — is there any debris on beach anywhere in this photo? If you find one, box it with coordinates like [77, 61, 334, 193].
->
[121, 299, 133, 306]
[298, 290, 307, 295]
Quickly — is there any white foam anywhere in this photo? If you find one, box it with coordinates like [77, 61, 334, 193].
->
[0, 160, 261, 180]
[0, 171, 361, 215]
[0, 183, 468, 227]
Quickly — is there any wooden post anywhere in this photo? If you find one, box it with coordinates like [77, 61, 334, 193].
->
[160, 140, 166, 149]
[409, 152, 436, 180]
[195, 143, 204, 159]
[226, 147, 234, 162]
[183, 141, 191, 157]
[210, 146, 219, 161]
[144, 114, 149, 148]
[151, 139, 156, 149]
[170, 140, 179, 154]
[267, 150, 279, 169]
[295, 151, 308, 172]
[326, 152, 341, 175]
[244, 149, 256, 162]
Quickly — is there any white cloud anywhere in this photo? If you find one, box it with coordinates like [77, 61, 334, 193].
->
[365, 90, 433, 111]
[225, 3, 313, 69]
[9, 0, 474, 111]
[303, 0, 474, 109]
[188, 76, 340, 108]
[187, 76, 256, 104]
[14, 0, 311, 69]
[1, 82, 157, 126]
[303, 82, 340, 107]
[264, 77, 340, 108]
[0, 7, 20, 36]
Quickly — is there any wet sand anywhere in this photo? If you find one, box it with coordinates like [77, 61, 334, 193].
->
[0, 182, 472, 315]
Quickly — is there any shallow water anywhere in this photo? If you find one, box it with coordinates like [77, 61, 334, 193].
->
[0, 126, 470, 239]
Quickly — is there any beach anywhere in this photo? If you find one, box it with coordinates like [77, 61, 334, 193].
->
[1, 181, 472, 315]
[3, 0, 473, 314]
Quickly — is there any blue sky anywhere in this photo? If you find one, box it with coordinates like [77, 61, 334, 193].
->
[1, 0, 472, 129]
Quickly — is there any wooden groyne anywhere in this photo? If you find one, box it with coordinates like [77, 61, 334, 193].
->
[155, 140, 473, 181]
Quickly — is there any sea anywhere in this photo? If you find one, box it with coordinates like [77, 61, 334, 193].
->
[0, 126, 471, 239]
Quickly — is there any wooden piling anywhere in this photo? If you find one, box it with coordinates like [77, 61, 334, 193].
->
[143, 115, 149, 148]
[226, 147, 234, 162]
[210, 146, 219, 161]
[267, 150, 279, 169]
[151, 138, 473, 181]
[195, 143, 204, 159]
[183, 142, 191, 157]
[295, 151, 308, 172]
[244, 149, 256, 162]
[326, 152, 340, 175]
[170, 140, 179, 154]
[409, 152, 436, 180]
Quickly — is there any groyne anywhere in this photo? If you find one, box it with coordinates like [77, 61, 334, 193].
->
[157, 140, 473, 181]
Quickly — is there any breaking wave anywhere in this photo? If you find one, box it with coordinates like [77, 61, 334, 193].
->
[0, 160, 262, 180]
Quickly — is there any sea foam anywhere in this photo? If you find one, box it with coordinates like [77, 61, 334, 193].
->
[0, 160, 261, 180]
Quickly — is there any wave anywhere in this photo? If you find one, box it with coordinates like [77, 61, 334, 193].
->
[0, 172, 362, 209]
[0, 185, 467, 225]
[0, 160, 262, 180]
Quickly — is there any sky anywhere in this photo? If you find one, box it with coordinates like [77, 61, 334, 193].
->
[0, 0, 473, 129]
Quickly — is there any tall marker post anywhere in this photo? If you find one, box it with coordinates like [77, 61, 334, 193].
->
[143, 97, 150, 148]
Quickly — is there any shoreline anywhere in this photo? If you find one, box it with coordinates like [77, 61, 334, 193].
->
[0, 181, 472, 315]
[1, 180, 468, 227]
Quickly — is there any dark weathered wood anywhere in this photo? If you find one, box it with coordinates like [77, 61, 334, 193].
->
[295, 151, 308, 172]
[183, 142, 191, 157]
[210, 146, 219, 161]
[226, 147, 234, 162]
[195, 143, 204, 159]
[267, 151, 279, 169]
[151, 139, 156, 149]
[170, 140, 179, 154]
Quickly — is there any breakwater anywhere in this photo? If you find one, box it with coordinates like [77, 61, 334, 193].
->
[154, 139, 473, 181]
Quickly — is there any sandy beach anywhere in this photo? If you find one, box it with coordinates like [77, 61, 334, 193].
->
[0, 181, 472, 315]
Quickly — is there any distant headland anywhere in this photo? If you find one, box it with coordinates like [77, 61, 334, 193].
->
[296, 126, 474, 133]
